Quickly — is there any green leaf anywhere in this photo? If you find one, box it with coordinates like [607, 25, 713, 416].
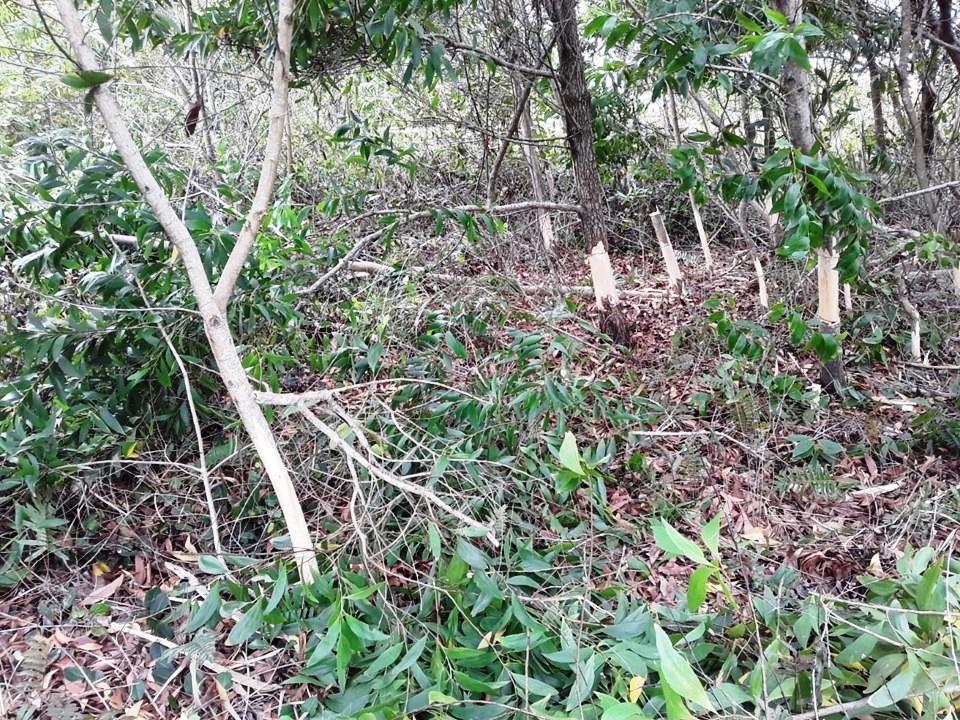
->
[429, 691, 458, 706]
[686, 566, 714, 612]
[868, 653, 920, 707]
[601, 702, 644, 720]
[564, 651, 598, 711]
[226, 599, 264, 646]
[98, 407, 124, 434]
[198, 554, 229, 575]
[455, 538, 488, 569]
[510, 671, 558, 698]
[653, 624, 714, 710]
[184, 584, 221, 633]
[345, 581, 385, 601]
[789, 434, 816, 459]
[558, 431, 584, 475]
[363, 642, 404, 677]
[701, 515, 721, 558]
[61, 70, 114, 89]
[661, 678, 695, 720]
[445, 331, 467, 359]
[652, 520, 708, 565]
[762, 6, 788, 26]
[427, 523, 442, 561]
[264, 568, 288, 613]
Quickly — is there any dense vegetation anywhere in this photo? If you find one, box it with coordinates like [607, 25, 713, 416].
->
[1, 0, 959, 717]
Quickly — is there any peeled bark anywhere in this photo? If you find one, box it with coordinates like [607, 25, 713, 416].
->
[545, 0, 618, 310]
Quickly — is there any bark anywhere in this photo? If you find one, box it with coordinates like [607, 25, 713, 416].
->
[213, 0, 295, 311]
[775, 0, 844, 391]
[487, 79, 535, 206]
[919, 78, 936, 159]
[933, 0, 960, 75]
[898, 0, 939, 224]
[866, 56, 888, 153]
[544, 0, 618, 309]
[51, 0, 319, 582]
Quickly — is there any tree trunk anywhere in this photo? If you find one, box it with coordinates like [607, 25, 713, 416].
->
[898, 0, 940, 225]
[544, 0, 619, 313]
[515, 80, 557, 254]
[866, 56, 888, 154]
[775, 0, 845, 391]
[933, 0, 960, 76]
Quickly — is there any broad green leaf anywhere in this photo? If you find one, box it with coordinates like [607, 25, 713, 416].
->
[98, 407, 124, 434]
[558, 432, 584, 475]
[701, 515, 721, 558]
[184, 584, 221, 633]
[652, 520, 708, 565]
[429, 691, 458, 705]
[601, 702, 643, 720]
[445, 331, 467, 358]
[345, 581, 385, 601]
[564, 651, 597, 711]
[455, 538, 488, 569]
[226, 599, 264, 646]
[362, 642, 404, 677]
[653, 625, 713, 710]
[868, 654, 920, 707]
[661, 678, 695, 720]
[686, 566, 713, 612]
[264, 569, 288, 614]
[198, 554, 229, 575]
[510, 671, 558, 698]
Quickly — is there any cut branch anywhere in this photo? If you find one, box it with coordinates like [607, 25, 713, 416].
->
[297, 404, 498, 546]
[212, 0, 295, 311]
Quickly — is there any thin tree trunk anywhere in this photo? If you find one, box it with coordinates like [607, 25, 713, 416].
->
[667, 91, 713, 272]
[775, 0, 845, 391]
[544, 0, 619, 312]
[867, 56, 888, 153]
[933, 0, 960, 76]
[516, 89, 557, 253]
[898, 0, 940, 225]
[51, 0, 319, 582]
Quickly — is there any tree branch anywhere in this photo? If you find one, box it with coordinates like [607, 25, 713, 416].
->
[487, 78, 536, 205]
[212, 0, 295, 311]
[434, 35, 555, 77]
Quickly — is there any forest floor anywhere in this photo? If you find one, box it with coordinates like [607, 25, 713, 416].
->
[2, 239, 959, 718]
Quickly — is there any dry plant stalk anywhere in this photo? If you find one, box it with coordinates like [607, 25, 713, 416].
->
[649, 210, 683, 293]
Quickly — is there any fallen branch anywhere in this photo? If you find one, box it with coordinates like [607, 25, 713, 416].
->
[108, 622, 278, 692]
[342, 259, 663, 299]
[789, 683, 960, 720]
[877, 179, 960, 205]
[297, 404, 499, 547]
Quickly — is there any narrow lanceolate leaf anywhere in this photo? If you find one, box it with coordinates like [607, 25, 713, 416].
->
[652, 520, 708, 566]
[653, 624, 714, 711]
[61, 70, 114, 89]
[184, 584, 222, 633]
[226, 599, 264, 646]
